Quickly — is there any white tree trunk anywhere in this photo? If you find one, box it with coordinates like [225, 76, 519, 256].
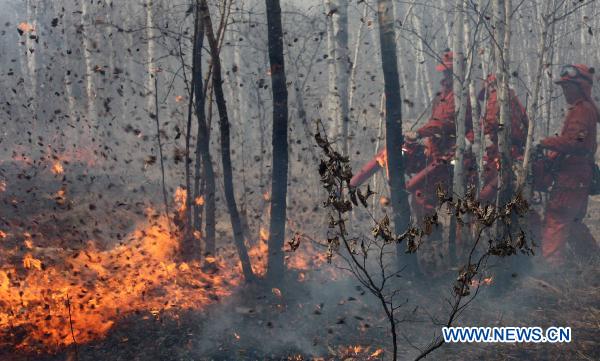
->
[146, 0, 156, 115]
[518, 2, 551, 190]
[477, 48, 490, 194]
[347, 2, 368, 125]
[464, 1, 482, 191]
[63, 3, 77, 142]
[22, 0, 38, 117]
[81, 0, 97, 126]
[412, 8, 433, 101]
[493, 0, 512, 204]
[325, 0, 336, 138]
[324, 0, 350, 155]
[103, 0, 116, 122]
[452, 0, 468, 198]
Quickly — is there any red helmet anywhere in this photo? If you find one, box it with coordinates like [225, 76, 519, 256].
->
[435, 51, 453, 72]
[483, 73, 497, 88]
[555, 64, 595, 98]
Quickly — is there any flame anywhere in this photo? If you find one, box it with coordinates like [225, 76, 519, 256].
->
[194, 196, 204, 206]
[370, 348, 384, 358]
[375, 149, 389, 178]
[285, 240, 329, 275]
[352, 345, 364, 354]
[375, 149, 387, 168]
[174, 187, 187, 214]
[247, 239, 268, 276]
[5, 148, 98, 171]
[0, 193, 339, 354]
[22, 253, 42, 270]
[335, 345, 384, 359]
[0, 180, 6, 192]
[51, 148, 98, 167]
[379, 196, 390, 207]
[471, 276, 494, 287]
[338, 344, 366, 355]
[271, 288, 282, 297]
[0, 216, 243, 352]
[17, 22, 35, 33]
[259, 227, 269, 242]
[51, 161, 64, 175]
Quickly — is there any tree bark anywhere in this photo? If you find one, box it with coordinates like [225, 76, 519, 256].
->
[146, 0, 156, 113]
[192, 3, 217, 258]
[450, 0, 469, 262]
[153, 75, 171, 233]
[412, 7, 434, 101]
[493, 0, 513, 206]
[325, 0, 336, 139]
[199, 0, 254, 281]
[376, 0, 416, 280]
[518, 10, 550, 191]
[184, 22, 196, 246]
[335, 0, 350, 155]
[452, 0, 468, 199]
[347, 2, 368, 127]
[265, 0, 289, 283]
[81, 0, 97, 142]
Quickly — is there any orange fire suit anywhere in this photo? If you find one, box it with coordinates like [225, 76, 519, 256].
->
[540, 98, 599, 264]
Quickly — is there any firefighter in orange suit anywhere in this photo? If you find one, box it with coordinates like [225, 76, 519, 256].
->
[478, 74, 542, 261]
[406, 51, 473, 223]
[478, 74, 528, 202]
[539, 64, 599, 265]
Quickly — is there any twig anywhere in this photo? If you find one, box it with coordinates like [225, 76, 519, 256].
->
[316, 123, 533, 361]
[66, 294, 79, 361]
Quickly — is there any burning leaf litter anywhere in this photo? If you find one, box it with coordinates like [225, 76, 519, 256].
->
[0, 212, 330, 353]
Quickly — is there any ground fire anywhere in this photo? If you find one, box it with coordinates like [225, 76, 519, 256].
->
[1, 0, 599, 360]
[0, 202, 328, 353]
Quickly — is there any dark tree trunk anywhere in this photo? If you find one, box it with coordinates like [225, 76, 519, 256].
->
[192, 1, 216, 257]
[153, 75, 172, 234]
[265, 0, 289, 283]
[200, 0, 254, 281]
[376, 0, 417, 275]
[181, 6, 199, 261]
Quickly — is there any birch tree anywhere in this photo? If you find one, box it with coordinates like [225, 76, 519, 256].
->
[265, 0, 289, 283]
[347, 2, 368, 126]
[493, 0, 513, 207]
[22, 0, 38, 117]
[325, 0, 350, 155]
[81, 0, 97, 129]
[451, 0, 468, 200]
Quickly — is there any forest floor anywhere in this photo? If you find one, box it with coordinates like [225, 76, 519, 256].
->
[6, 256, 597, 361]
[0, 163, 599, 361]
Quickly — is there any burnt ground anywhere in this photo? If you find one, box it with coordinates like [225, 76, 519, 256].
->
[4, 259, 598, 361]
[1, 165, 599, 361]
